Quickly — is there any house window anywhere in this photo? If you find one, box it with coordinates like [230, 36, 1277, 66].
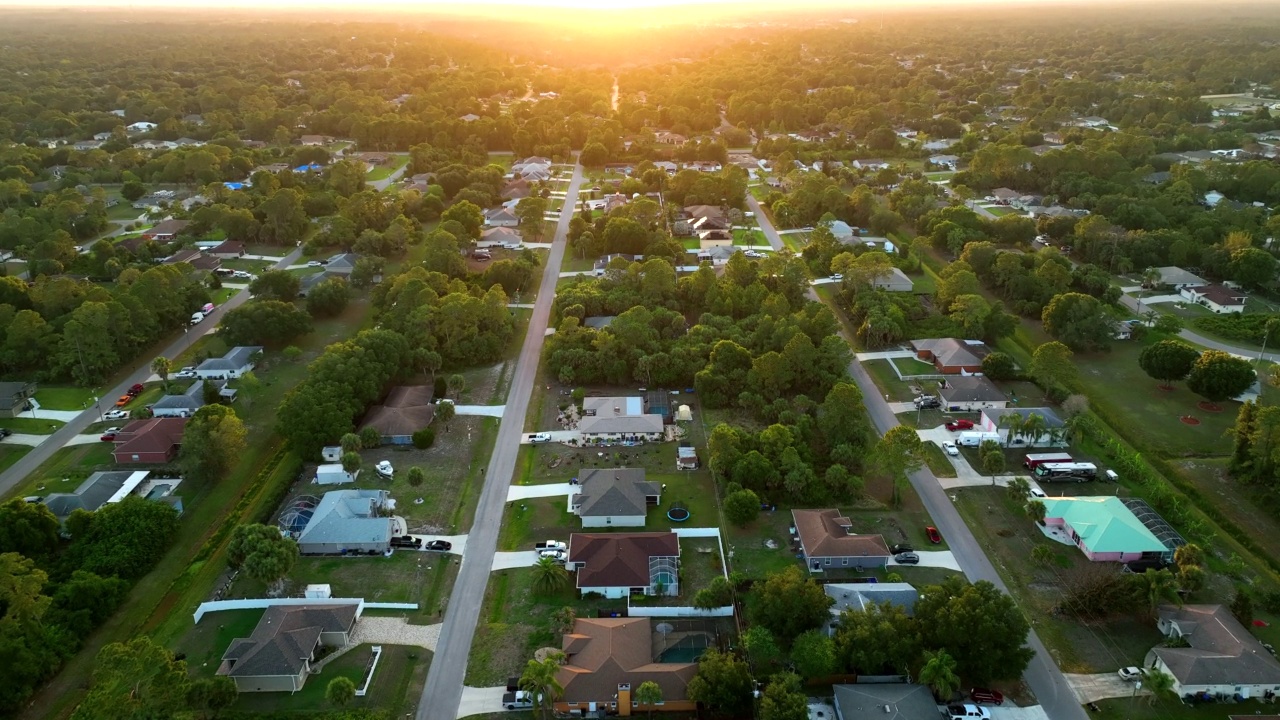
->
[842, 559, 848, 566]
[824, 558, 831, 566]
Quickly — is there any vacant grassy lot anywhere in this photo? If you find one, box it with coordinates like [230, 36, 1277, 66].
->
[888, 356, 940, 377]
[863, 359, 919, 402]
[33, 386, 97, 410]
[366, 154, 409, 181]
[953, 486, 1167, 674]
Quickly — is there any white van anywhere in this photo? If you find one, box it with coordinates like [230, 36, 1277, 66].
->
[956, 431, 1001, 447]
[190, 311, 204, 325]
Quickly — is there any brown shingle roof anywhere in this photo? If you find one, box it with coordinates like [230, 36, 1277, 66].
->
[792, 509, 890, 559]
[567, 532, 679, 589]
[1192, 284, 1247, 307]
[557, 617, 696, 704]
[146, 219, 190, 238]
[113, 418, 186, 456]
[910, 338, 987, 368]
[360, 386, 436, 438]
[219, 604, 358, 678]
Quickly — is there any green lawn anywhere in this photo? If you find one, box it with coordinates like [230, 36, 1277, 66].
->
[888, 356, 940, 377]
[1075, 337, 1252, 456]
[920, 441, 958, 478]
[732, 229, 765, 246]
[107, 203, 144, 221]
[984, 206, 1019, 217]
[6, 442, 117, 501]
[862, 359, 918, 402]
[1092, 697, 1274, 720]
[0, 444, 31, 474]
[366, 154, 409, 181]
[681, 238, 700, 250]
[907, 270, 936, 295]
[0, 417, 66, 434]
[34, 386, 97, 410]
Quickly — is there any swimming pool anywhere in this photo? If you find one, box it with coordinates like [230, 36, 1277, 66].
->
[657, 635, 710, 663]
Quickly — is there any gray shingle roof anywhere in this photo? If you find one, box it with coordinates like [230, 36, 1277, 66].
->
[938, 376, 1008, 403]
[197, 346, 262, 372]
[220, 605, 358, 678]
[43, 470, 149, 518]
[826, 583, 919, 617]
[297, 489, 393, 548]
[151, 380, 206, 411]
[574, 469, 659, 518]
[1154, 604, 1280, 687]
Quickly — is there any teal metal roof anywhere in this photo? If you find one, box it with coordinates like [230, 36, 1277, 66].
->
[1042, 496, 1169, 554]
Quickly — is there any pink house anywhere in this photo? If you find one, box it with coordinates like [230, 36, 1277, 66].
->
[1041, 496, 1173, 563]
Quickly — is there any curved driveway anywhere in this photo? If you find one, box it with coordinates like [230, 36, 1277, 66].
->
[748, 193, 1087, 720]
[1119, 294, 1275, 361]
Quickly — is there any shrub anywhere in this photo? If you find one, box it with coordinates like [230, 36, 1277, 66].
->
[413, 427, 436, 449]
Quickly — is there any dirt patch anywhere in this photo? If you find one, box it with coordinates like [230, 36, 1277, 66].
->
[1197, 401, 1224, 413]
[1180, 415, 1201, 425]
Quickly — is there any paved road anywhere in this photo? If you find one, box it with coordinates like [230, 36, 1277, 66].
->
[370, 155, 411, 192]
[0, 246, 304, 499]
[417, 162, 584, 720]
[1118, 294, 1276, 362]
[750, 196, 1086, 720]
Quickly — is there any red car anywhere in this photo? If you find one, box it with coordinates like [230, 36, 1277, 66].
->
[945, 419, 974, 431]
[926, 525, 942, 544]
[127, 383, 145, 396]
[100, 432, 117, 442]
[970, 688, 1004, 705]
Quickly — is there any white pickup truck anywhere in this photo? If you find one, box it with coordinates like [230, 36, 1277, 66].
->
[503, 690, 536, 709]
[535, 540, 567, 551]
[527, 433, 552, 443]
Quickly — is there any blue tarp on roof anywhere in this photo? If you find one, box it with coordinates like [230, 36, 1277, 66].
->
[223, 182, 244, 190]
[294, 163, 323, 173]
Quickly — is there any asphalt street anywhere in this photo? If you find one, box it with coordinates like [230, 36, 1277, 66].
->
[416, 162, 583, 720]
[1118, 293, 1275, 361]
[748, 193, 1088, 720]
[0, 246, 305, 499]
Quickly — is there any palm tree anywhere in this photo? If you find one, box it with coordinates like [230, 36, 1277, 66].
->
[1025, 499, 1047, 525]
[1142, 266, 1162, 289]
[1142, 667, 1176, 706]
[1142, 568, 1181, 616]
[151, 356, 171, 383]
[1006, 476, 1031, 502]
[1022, 413, 1048, 446]
[519, 655, 565, 720]
[997, 413, 1023, 447]
[635, 680, 663, 719]
[917, 649, 960, 701]
[532, 556, 569, 595]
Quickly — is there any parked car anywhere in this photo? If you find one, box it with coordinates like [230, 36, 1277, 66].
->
[535, 540, 567, 551]
[100, 427, 121, 441]
[306, 260, 324, 267]
[114, 395, 132, 407]
[1029, 487, 1047, 498]
[947, 705, 991, 720]
[390, 536, 422, 549]
[175, 367, 197, 379]
[945, 419, 975, 431]
[539, 549, 566, 562]
[914, 395, 941, 409]
[969, 688, 1004, 705]
[830, 273, 843, 281]
[232, 270, 253, 279]
[1118, 667, 1142, 682]
[375, 460, 394, 478]
[0, 428, 10, 438]
[503, 691, 535, 710]
[894, 552, 920, 565]
[890, 543, 913, 554]
[103, 409, 130, 421]
[425, 540, 452, 552]
[926, 526, 942, 544]
[527, 433, 552, 443]
[127, 383, 145, 396]
[941, 441, 959, 456]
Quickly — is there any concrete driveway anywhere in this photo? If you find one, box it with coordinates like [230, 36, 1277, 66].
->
[990, 706, 1051, 719]
[456, 686, 509, 718]
[491, 551, 540, 571]
[506, 482, 574, 501]
[889, 550, 962, 571]
[451, 405, 506, 418]
[1064, 673, 1147, 703]
[407, 534, 468, 557]
[15, 405, 84, 422]
[518, 430, 578, 444]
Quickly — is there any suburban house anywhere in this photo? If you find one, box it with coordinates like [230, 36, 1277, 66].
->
[42, 470, 151, 521]
[164, 248, 221, 272]
[792, 508, 891, 572]
[112, 418, 186, 464]
[511, 158, 552, 182]
[594, 254, 644, 275]
[824, 582, 918, 635]
[143, 219, 190, 241]
[696, 245, 739, 267]
[577, 396, 665, 442]
[675, 205, 727, 236]
[1154, 266, 1207, 290]
[0, 381, 36, 418]
[1180, 284, 1248, 314]
[697, 230, 732, 250]
[126, 121, 157, 132]
[217, 604, 360, 693]
[501, 178, 530, 200]
[324, 253, 360, 275]
[978, 407, 1065, 446]
[570, 468, 661, 527]
[208, 240, 246, 259]
[554, 617, 698, 715]
[479, 226, 522, 249]
[298, 271, 342, 297]
[991, 188, 1021, 204]
[565, 532, 680, 598]
[1041, 496, 1174, 563]
[196, 346, 263, 379]
[872, 267, 914, 292]
[828, 220, 856, 241]
[654, 131, 686, 145]
[359, 385, 436, 445]
[832, 684, 939, 720]
[583, 316, 615, 329]
[294, 489, 404, 555]
[853, 159, 890, 170]
[485, 208, 519, 227]
[929, 154, 960, 169]
[653, 161, 679, 174]
[936, 376, 1009, 412]
[1146, 604, 1280, 700]
[150, 380, 211, 418]
[910, 338, 988, 374]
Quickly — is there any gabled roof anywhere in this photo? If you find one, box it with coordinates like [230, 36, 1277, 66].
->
[792, 509, 890, 559]
[219, 604, 358, 679]
[557, 617, 696, 704]
[1156, 266, 1207, 286]
[151, 380, 206, 411]
[567, 532, 679, 589]
[1188, 283, 1247, 307]
[910, 338, 987, 367]
[486, 208, 519, 224]
[197, 346, 263, 372]
[43, 470, 150, 518]
[938, 376, 1008, 404]
[146, 219, 189, 237]
[361, 386, 436, 437]
[1154, 604, 1280, 687]
[826, 582, 919, 617]
[574, 469, 659, 518]
[480, 226, 522, 243]
[1041, 496, 1168, 554]
[297, 490, 393, 547]
[324, 253, 359, 273]
[113, 418, 186, 458]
